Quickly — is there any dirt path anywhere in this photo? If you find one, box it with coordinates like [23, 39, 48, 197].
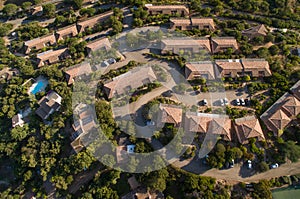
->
[173, 157, 300, 184]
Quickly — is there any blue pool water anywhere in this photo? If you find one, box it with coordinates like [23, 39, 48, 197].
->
[30, 78, 48, 95]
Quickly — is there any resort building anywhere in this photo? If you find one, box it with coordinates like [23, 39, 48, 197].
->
[161, 38, 211, 54]
[210, 37, 239, 54]
[185, 61, 215, 80]
[77, 11, 113, 33]
[24, 34, 56, 54]
[71, 104, 97, 152]
[35, 91, 62, 120]
[103, 66, 157, 99]
[185, 112, 232, 141]
[56, 24, 79, 41]
[86, 37, 111, 56]
[261, 80, 300, 136]
[242, 24, 268, 39]
[215, 59, 272, 78]
[215, 59, 244, 78]
[241, 59, 272, 77]
[156, 104, 183, 128]
[145, 4, 189, 16]
[170, 18, 215, 31]
[36, 48, 69, 67]
[65, 62, 92, 85]
[12, 114, 25, 128]
[234, 115, 265, 144]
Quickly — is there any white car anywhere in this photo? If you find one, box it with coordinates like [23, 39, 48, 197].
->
[220, 99, 225, 106]
[240, 98, 245, 106]
[247, 160, 252, 169]
[236, 99, 240, 106]
[270, 163, 279, 169]
[224, 98, 229, 105]
[203, 99, 208, 106]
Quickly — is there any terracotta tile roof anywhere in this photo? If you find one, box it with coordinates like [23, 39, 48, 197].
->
[191, 18, 215, 29]
[242, 24, 268, 37]
[145, 4, 189, 13]
[56, 24, 78, 41]
[71, 104, 97, 151]
[281, 96, 300, 117]
[185, 112, 212, 132]
[103, 67, 157, 99]
[36, 91, 62, 120]
[77, 11, 113, 33]
[24, 34, 56, 54]
[170, 18, 190, 25]
[65, 62, 92, 85]
[36, 48, 68, 67]
[211, 37, 238, 53]
[265, 109, 291, 136]
[234, 115, 265, 144]
[157, 104, 183, 127]
[215, 59, 243, 70]
[209, 116, 232, 141]
[12, 113, 24, 128]
[185, 112, 232, 141]
[86, 37, 111, 53]
[185, 61, 215, 80]
[241, 59, 272, 76]
[290, 80, 300, 101]
[161, 38, 211, 53]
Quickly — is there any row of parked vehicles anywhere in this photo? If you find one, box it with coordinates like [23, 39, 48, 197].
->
[200, 98, 249, 106]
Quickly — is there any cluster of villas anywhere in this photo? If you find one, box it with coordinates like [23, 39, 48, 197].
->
[12, 91, 62, 127]
[161, 37, 238, 55]
[157, 104, 265, 145]
[185, 59, 272, 80]
[22, 10, 113, 66]
[261, 80, 300, 137]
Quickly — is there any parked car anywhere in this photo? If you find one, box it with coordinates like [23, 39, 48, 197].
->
[220, 98, 225, 106]
[240, 98, 245, 106]
[229, 159, 234, 168]
[235, 98, 240, 106]
[203, 99, 208, 106]
[101, 61, 110, 67]
[146, 121, 155, 126]
[224, 98, 229, 105]
[107, 58, 116, 65]
[162, 90, 173, 97]
[202, 155, 209, 164]
[270, 163, 279, 169]
[247, 160, 252, 169]
[245, 98, 250, 106]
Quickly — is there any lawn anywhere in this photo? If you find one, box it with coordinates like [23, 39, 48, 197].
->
[272, 187, 300, 199]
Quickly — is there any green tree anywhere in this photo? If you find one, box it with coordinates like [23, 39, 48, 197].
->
[258, 161, 269, 172]
[281, 141, 300, 162]
[252, 180, 272, 199]
[43, 4, 56, 18]
[110, 16, 123, 34]
[3, 4, 18, 17]
[269, 45, 280, 56]
[0, 23, 13, 37]
[22, 2, 32, 11]
[71, 0, 83, 10]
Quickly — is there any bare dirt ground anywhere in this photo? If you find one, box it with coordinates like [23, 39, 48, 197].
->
[173, 157, 300, 185]
[253, 42, 274, 50]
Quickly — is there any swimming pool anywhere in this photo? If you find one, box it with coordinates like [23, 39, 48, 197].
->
[29, 78, 48, 95]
